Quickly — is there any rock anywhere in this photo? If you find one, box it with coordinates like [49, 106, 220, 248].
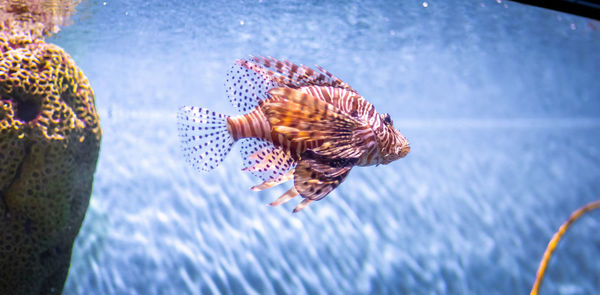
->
[0, 1, 101, 294]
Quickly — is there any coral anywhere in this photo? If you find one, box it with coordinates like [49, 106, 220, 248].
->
[0, 0, 80, 37]
[0, 1, 101, 294]
[530, 200, 600, 295]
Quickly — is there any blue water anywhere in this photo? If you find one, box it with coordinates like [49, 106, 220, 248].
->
[50, 0, 600, 294]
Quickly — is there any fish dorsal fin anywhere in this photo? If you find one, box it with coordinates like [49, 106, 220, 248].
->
[239, 138, 295, 182]
[264, 87, 375, 159]
[293, 157, 352, 201]
[248, 56, 358, 93]
[226, 57, 359, 114]
[226, 60, 278, 113]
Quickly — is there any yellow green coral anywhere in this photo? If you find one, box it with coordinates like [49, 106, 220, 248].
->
[0, 1, 100, 294]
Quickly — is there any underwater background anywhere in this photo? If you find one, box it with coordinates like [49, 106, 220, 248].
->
[50, 0, 599, 294]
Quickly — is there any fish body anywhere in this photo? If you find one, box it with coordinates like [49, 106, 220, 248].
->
[177, 57, 410, 212]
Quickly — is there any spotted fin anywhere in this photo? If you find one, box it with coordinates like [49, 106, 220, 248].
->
[239, 138, 295, 186]
[264, 87, 371, 159]
[292, 158, 352, 210]
[177, 106, 234, 172]
[226, 60, 277, 113]
[227, 56, 358, 114]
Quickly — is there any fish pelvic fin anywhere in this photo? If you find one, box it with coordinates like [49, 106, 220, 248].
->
[251, 169, 294, 191]
[177, 106, 234, 172]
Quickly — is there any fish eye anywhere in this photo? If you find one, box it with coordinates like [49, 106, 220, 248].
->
[381, 113, 392, 126]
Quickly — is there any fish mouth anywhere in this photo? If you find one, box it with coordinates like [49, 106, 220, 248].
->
[401, 144, 411, 158]
[395, 139, 410, 159]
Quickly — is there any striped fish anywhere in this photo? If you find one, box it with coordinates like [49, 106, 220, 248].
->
[177, 57, 410, 212]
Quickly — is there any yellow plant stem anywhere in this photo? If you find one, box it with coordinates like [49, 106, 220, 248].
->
[530, 199, 600, 295]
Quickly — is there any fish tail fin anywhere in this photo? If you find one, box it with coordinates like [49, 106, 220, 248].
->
[177, 106, 234, 172]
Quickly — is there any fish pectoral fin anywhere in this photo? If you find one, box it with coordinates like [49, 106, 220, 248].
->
[269, 186, 299, 206]
[266, 88, 355, 129]
[312, 139, 364, 159]
[293, 198, 314, 213]
[272, 125, 300, 140]
[311, 124, 376, 159]
[265, 87, 374, 158]
[293, 157, 352, 203]
[264, 87, 359, 138]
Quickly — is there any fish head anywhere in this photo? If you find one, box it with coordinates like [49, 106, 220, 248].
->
[376, 113, 410, 165]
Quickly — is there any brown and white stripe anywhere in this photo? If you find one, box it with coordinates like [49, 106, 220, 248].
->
[226, 106, 317, 160]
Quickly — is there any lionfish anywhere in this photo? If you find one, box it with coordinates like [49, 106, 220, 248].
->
[177, 57, 410, 212]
